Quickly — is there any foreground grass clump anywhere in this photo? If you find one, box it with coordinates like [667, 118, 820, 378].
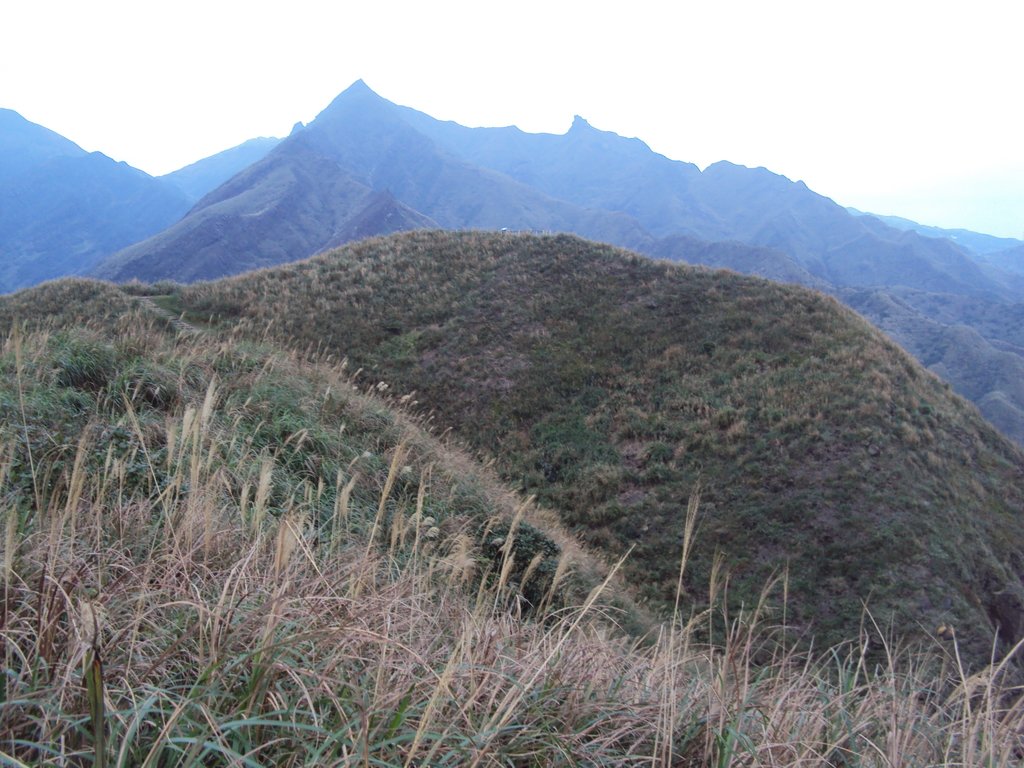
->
[175, 230, 1024, 665]
[1, 308, 1023, 765]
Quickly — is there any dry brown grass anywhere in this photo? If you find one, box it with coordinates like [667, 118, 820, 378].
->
[1, 316, 1022, 765]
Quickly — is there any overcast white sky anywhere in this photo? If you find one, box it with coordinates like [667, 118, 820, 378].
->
[2, 0, 1021, 237]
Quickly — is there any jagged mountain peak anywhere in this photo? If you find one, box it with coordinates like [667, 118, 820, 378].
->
[315, 78, 393, 120]
[564, 113, 649, 149]
[568, 114, 594, 132]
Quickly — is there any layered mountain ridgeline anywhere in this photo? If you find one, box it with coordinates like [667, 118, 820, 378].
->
[0, 109, 192, 293]
[170, 230, 1024, 666]
[86, 81, 1024, 449]
[403, 108, 1013, 296]
[842, 288, 1024, 445]
[5, 279, 1022, 764]
[98, 80, 1008, 299]
[161, 135, 281, 200]
[847, 207, 1024, 257]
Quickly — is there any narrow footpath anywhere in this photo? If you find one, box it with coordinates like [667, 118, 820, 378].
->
[134, 295, 200, 335]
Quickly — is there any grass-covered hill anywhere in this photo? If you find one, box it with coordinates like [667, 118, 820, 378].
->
[0, 281, 647, 763]
[174, 230, 1024, 666]
[3, 278, 1024, 764]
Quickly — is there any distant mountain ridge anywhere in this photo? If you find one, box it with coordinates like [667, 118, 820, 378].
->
[94, 80, 1019, 301]
[95, 79, 1012, 299]
[0, 109, 192, 292]
[162, 136, 281, 201]
[95, 82, 651, 282]
[87, 80, 1024, 446]
[5, 84, 1024, 446]
[0, 112, 292, 293]
[847, 207, 1023, 256]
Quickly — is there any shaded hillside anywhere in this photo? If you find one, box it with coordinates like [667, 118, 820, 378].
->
[162, 135, 281, 201]
[176, 231, 1024, 665]
[0, 110, 192, 292]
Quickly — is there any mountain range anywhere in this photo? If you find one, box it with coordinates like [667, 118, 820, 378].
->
[0, 109, 193, 292]
[0, 112, 286, 294]
[2, 81, 1024, 447]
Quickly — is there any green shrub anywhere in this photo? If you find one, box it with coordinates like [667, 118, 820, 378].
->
[50, 334, 118, 393]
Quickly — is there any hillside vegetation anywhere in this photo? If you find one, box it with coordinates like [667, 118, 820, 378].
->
[2, 279, 1023, 765]
[173, 231, 1024, 668]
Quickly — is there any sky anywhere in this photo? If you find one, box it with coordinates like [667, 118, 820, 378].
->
[2, 0, 1021, 238]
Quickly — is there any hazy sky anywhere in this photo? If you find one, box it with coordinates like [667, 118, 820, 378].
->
[2, 0, 1021, 237]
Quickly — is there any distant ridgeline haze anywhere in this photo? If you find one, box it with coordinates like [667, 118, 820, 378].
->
[3, 82, 1024, 445]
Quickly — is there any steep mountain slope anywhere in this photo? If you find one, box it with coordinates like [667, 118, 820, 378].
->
[94, 137, 436, 283]
[176, 231, 1024, 665]
[302, 83, 647, 243]
[162, 135, 281, 201]
[0, 110, 191, 292]
[398, 104, 1010, 298]
[0, 107, 84, 180]
[95, 81, 649, 283]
